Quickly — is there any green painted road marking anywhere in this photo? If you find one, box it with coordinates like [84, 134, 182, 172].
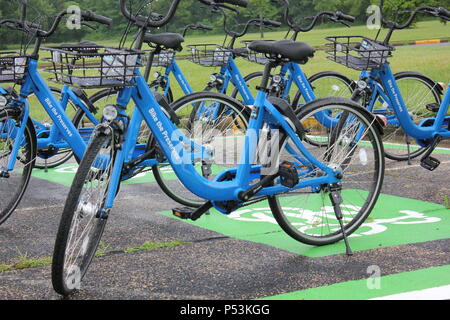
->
[31, 163, 158, 187]
[160, 193, 450, 257]
[305, 136, 450, 154]
[31, 163, 227, 187]
[383, 143, 450, 155]
[259, 264, 450, 300]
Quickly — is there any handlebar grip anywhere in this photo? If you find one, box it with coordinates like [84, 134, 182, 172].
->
[336, 11, 356, 23]
[215, 0, 248, 8]
[82, 11, 113, 26]
[438, 7, 450, 19]
[263, 18, 282, 27]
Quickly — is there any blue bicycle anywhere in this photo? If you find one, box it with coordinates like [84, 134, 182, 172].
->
[326, 1, 449, 165]
[52, 0, 385, 296]
[0, 9, 118, 224]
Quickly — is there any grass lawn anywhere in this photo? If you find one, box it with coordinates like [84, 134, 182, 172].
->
[85, 20, 450, 49]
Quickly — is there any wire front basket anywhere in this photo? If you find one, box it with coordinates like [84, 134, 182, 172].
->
[188, 44, 232, 67]
[42, 45, 143, 88]
[325, 36, 394, 71]
[0, 52, 30, 84]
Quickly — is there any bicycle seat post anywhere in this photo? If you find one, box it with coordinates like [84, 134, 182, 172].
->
[143, 47, 160, 82]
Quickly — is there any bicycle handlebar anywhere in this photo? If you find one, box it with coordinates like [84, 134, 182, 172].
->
[438, 7, 450, 19]
[191, 24, 214, 31]
[276, 0, 355, 33]
[81, 10, 113, 26]
[226, 16, 282, 39]
[379, 0, 450, 29]
[335, 11, 356, 23]
[120, 0, 181, 28]
[262, 18, 282, 28]
[292, 11, 355, 32]
[182, 24, 214, 37]
[0, 18, 41, 31]
[0, 5, 112, 38]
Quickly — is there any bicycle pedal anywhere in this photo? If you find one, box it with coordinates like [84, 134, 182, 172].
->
[0, 171, 10, 178]
[172, 207, 194, 220]
[172, 202, 213, 221]
[279, 161, 299, 188]
[426, 103, 440, 113]
[420, 156, 440, 171]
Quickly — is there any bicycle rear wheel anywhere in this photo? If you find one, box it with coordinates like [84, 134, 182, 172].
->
[0, 108, 36, 225]
[52, 127, 116, 296]
[269, 98, 385, 246]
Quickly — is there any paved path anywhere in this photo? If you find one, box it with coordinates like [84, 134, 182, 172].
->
[0, 152, 449, 300]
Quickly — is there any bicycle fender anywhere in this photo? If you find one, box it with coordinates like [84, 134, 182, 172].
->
[72, 87, 98, 115]
[267, 96, 306, 139]
[153, 92, 180, 125]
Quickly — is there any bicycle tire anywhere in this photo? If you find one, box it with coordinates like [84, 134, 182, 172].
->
[52, 129, 116, 296]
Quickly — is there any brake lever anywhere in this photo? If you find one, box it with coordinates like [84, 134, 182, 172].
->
[81, 22, 98, 31]
[339, 20, 351, 28]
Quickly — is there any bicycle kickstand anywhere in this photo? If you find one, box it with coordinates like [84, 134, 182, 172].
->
[329, 186, 353, 256]
[405, 135, 412, 166]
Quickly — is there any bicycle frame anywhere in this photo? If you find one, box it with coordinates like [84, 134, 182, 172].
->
[365, 64, 450, 141]
[102, 69, 341, 209]
[159, 58, 194, 97]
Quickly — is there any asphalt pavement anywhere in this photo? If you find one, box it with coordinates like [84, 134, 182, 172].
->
[0, 152, 449, 300]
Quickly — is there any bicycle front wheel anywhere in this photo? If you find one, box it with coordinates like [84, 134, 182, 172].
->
[269, 98, 385, 246]
[52, 127, 117, 296]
